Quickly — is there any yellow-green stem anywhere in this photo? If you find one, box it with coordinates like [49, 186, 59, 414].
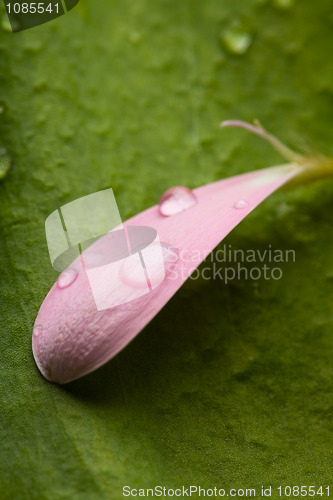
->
[284, 156, 333, 188]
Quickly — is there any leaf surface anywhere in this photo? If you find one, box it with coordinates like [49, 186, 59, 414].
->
[1, 0, 333, 498]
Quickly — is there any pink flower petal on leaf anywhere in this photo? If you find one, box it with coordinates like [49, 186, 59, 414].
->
[33, 163, 299, 384]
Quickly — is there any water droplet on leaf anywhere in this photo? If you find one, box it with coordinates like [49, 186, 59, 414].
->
[57, 269, 78, 289]
[233, 199, 249, 209]
[222, 28, 252, 55]
[159, 186, 197, 216]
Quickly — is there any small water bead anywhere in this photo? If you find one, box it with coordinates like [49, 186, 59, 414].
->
[57, 269, 78, 289]
[233, 199, 249, 209]
[159, 186, 197, 216]
[82, 251, 105, 269]
[222, 29, 252, 56]
[33, 325, 43, 337]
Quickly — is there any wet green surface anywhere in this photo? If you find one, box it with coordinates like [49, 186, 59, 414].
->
[0, 0, 333, 498]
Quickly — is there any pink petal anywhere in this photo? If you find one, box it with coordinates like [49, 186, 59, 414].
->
[32, 164, 298, 384]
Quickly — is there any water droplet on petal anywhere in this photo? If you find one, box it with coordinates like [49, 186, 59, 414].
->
[233, 199, 249, 209]
[120, 255, 149, 289]
[159, 186, 197, 216]
[82, 251, 105, 268]
[0, 148, 11, 180]
[57, 269, 78, 289]
[33, 325, 43, 337]
[120, 242, 179, 289]
[222, 28, 252, 55]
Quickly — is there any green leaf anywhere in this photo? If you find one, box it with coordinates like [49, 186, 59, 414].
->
[1, 0, 333, 498]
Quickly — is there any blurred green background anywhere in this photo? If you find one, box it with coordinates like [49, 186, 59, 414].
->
[1, 0, 333, 498]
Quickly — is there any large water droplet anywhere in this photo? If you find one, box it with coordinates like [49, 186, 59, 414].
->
[120, 242, 179, 289]
[57, 269, 78, 289]
[233, 199, 249, 209]
[222, 28, 252, 55]
[120, 255, 149, 289]
[159, 186, 197, 216]
[0, 148, 11, 180]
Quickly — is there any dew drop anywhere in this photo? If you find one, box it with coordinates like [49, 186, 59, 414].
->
[33, 325, 43, 337]
[159, 186, 197, 216]
[57, 269, 78, 289]
[233, 199, 249, 209]
[0, 148, 11, 180]
[222, 28, 252, 55]
[120, 255, 149, 289]
[82, 251, 105, 268]
[120, 242, 179, 289]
